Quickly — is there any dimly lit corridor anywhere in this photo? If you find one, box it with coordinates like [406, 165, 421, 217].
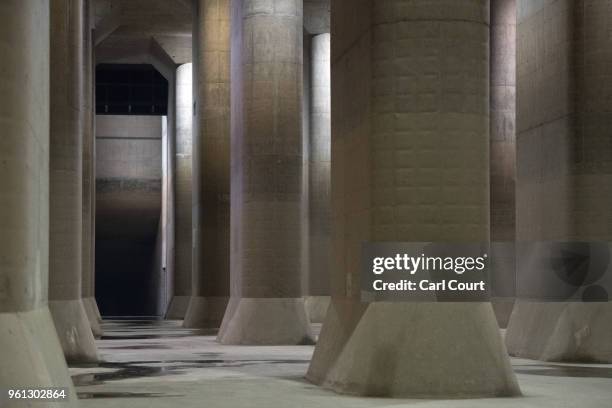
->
[2, 0, 612, 407]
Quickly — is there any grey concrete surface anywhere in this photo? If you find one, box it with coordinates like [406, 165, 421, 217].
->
[489, 0, 516, 329]
[71, 320, 612, 408]
[308, 0, 519, 397]
[167, 63, 193, 320]
[219, 0, 313, 345]
[183, 0, 231, 329]
[0, 1, 78, 405]
[305, 33, 331, 324]
[82, 0, 103, 339]
[49, 0, 99, 364]
[506, 0, 612, 362]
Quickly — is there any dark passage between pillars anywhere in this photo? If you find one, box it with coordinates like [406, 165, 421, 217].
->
[216, 0, 314, 344]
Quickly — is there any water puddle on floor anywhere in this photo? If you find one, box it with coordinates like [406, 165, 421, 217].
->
[78, 391, 181, 399]
[72, 359, 309, 386]
[514, 364, 612, 378]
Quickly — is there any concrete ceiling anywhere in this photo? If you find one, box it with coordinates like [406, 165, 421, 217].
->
[94, 0, 192, 66]
[94, 0, 331, 67]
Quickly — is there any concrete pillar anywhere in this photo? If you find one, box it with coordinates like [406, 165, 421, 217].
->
[506, 0, 612, 362]
[489, 0, 516, 328]
[49, 0, 98, 363]
[0, 1, 78, 404]
[167, 63, 194, 319]
[183, 0, 231, 328]
[307, 0, 520, 397]
[81, 0, 102, 337]
[305, 33, 331, 323]
[217, 0, 314, 344]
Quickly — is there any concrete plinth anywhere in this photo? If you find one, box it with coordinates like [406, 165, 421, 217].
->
[506, 300, 612, 362]
[166, 296, 193, 320]
[218, 298, 314, 345]
[82, 297, 103, 338]
[183, 296, 229, 328]
[49, 299, 99, 363]
[304, 296, 330, 324]
[0, 308, 78, 407]
[309, 301, 520, 398]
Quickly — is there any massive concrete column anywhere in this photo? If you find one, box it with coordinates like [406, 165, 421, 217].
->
[49, 0, 99, 363]
[506, 0, 612, 362]
[167, 63, 194, 319]
[489, 0, 516, 328]
[217, 0, 314, 344]
[305, 33, 331, 323]
[307, 0, 520, 397]
[0, 1, 78, 404]
[183, 0, 231, 328]
[81, 0, 102, 337]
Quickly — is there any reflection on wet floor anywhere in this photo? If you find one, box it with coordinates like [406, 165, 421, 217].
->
[70, 319, 315, 399]
[72, 358, 313, 387]
[514, 364, 612, 379]
[71, 319, 612, 403]
[78, 391, 181, 399]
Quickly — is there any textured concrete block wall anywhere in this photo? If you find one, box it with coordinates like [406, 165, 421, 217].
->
[516, 0, 612, 240]
[329, 0, 372, 297]
[216, 0, 314, 345]
[231, 0, 305, 298]
[516, 0, 573, 241]
[308, 0, 520, 398]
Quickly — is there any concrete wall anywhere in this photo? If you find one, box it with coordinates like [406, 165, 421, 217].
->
[95, 114, 164, 316]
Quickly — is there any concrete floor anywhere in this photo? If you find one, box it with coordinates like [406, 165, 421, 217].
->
[70, 320, 612, 407]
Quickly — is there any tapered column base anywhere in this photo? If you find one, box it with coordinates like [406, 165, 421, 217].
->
[491, 297, 515, 329]
[217, 298, 315, 345]
[305, 296, 331, 323]
[308, 300, 521, 398]
[506, 300, 612, 362]
[82, 296, 103, 338]
[49, 299, 99, 363]
[0, 307, 78, 407]
[183, 296, 229, 329]
[166, 295, 192, 320]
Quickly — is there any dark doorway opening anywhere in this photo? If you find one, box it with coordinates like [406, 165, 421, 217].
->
[95, 64, 169, 317]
